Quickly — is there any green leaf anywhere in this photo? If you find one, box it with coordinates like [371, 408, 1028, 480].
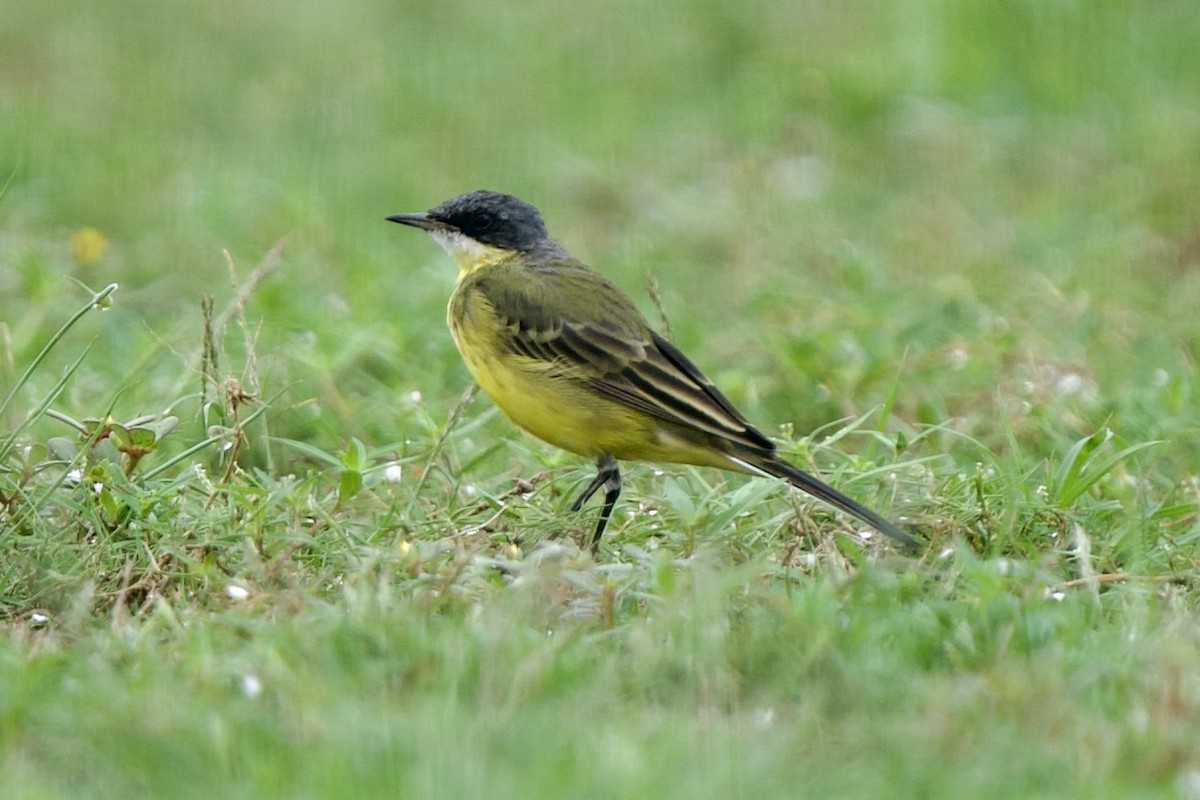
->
[47, 437, 78, 461]
[342, 437, 368, 472]
[661, 477, 696, 521]
[1047, 428, 1160, 508]
[108, 423, 131, 450]
[154, 415, 179, 439]
[267, 437, 342, 468]
[339, 468, 363, 503]
[126, 427, 158, 450]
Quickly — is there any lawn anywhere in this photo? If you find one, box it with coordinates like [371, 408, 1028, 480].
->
[3, 0, 1200, 797]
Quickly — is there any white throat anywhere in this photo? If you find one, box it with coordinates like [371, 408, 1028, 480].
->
[430, 229, 496, 263]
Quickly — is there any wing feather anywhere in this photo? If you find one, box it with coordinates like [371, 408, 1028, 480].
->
[473, 259, 775, 454]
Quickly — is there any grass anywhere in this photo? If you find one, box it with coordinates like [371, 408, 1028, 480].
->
[3, 0, 1200, 796]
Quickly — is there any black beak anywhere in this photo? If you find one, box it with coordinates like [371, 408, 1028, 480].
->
[386, 212, 443, 231]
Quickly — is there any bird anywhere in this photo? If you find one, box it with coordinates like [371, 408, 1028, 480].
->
[387, 190, 917, 551]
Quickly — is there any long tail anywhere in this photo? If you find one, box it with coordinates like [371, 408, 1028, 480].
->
[728, 454, 919, 549]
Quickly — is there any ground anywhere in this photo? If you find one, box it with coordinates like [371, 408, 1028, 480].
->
[2, 1, 1200, 797]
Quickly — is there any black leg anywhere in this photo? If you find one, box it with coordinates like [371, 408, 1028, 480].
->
[569, 454, 621, 552]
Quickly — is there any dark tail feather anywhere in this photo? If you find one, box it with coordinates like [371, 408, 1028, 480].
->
[731, 454, 919, 550]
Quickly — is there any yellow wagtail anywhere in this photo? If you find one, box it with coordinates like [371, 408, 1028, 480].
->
[388, 190, 917, 551]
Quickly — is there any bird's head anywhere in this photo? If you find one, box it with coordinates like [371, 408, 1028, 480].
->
[388, 190, 549, 274]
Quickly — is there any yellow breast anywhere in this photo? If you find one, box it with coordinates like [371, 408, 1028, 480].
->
[448, 282, 609, 457]
[444, 264, 733, 469]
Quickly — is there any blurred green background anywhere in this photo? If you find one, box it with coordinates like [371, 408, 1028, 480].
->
[6, 0, 1198, 458]
[5, 1, 1200, 797]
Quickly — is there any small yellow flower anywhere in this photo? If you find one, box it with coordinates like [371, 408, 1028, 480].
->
[69, 226, 108, 267]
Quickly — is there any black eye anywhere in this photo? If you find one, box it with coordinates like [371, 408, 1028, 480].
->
[472, 213, 494, 231]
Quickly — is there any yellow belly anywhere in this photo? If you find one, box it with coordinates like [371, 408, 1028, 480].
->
[452, 325, 637, 457]
[446, 278, 734, 469]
